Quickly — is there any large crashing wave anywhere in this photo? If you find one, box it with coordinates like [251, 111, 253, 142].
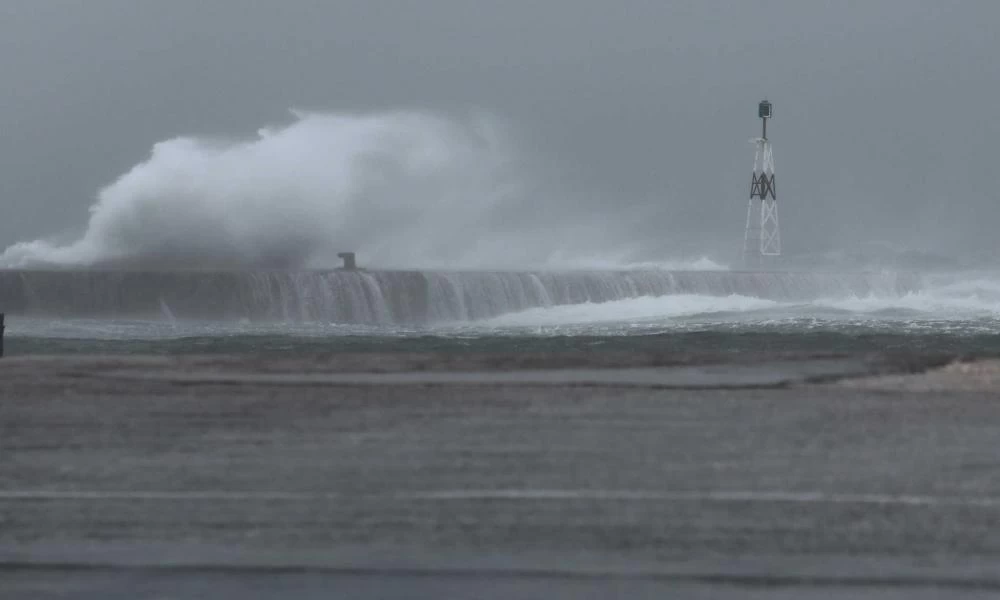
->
[1, 110, 653, 270]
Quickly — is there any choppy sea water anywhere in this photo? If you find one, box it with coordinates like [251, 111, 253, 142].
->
[7, 281, 1000, 357]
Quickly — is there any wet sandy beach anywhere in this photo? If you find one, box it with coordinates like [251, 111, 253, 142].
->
[2, 353, 1000, 598]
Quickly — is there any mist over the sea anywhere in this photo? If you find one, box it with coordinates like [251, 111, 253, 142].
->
[0, 110, 718, 271]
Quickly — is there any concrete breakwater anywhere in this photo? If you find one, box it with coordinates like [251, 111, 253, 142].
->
[0, 269, 921, 324]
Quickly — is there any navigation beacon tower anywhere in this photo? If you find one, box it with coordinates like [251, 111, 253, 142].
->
[743, 99, 780, 267]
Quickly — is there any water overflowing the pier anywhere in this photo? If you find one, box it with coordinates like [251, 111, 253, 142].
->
[0, 269, 921, 325]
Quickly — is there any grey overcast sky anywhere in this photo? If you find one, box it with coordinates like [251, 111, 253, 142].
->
[0, 0, 998, 263]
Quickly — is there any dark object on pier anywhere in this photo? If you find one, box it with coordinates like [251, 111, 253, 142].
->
[0, 313, 5, 358]
[337, 252, 357, 270]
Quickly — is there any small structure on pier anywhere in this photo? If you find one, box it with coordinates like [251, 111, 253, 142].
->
[337, 252, 357, 270]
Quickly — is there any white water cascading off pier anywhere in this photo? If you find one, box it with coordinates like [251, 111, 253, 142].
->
[0, 269, 920, 325]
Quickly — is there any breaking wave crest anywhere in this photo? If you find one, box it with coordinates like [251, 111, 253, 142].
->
[1, 110, 651, 270]
[480, 294, 778, 327]
[470, 274, 1000, 329]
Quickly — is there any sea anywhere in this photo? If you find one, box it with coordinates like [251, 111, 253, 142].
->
[3, 268, 1000, 359]
[6, 266, 1000, 599]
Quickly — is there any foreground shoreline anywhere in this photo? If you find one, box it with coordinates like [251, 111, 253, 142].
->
[3, 353, 1000, 598]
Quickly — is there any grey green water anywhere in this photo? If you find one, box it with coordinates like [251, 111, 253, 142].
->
[8, 314, 1000, 357]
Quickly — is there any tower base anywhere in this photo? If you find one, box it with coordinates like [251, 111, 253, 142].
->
[743, 137, 780, 266]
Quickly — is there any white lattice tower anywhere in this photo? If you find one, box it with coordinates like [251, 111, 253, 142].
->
[743, 100, 780, 266]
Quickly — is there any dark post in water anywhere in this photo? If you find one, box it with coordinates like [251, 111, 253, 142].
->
[0, 313, 5, 358]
